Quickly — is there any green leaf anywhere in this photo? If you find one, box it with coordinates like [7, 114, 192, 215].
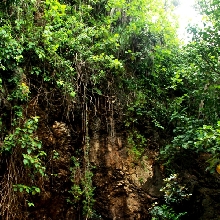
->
[35, 187, 41, 193]
[70, 91, 76, 97]
[27, 202, 35, 207]
[93, 88, 102, 95]
[36, 142, 42, 149]
[23, 158, 29, 166]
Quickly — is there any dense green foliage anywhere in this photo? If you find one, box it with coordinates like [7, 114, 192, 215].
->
[1, 0, 220, 219]
[150, 204, 186, 220]
[161, 0, 220, 172]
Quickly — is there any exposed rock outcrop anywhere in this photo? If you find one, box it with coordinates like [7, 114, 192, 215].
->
[90, 136, 163, 219]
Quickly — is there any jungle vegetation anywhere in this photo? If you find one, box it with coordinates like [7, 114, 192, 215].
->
[0, 0, 220, 219]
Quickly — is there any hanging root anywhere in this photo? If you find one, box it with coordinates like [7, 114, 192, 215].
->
[0, 148, 28, 220]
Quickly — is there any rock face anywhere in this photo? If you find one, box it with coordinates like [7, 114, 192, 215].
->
[90, 136, 163, 219]
[27, 122, 164, 219]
